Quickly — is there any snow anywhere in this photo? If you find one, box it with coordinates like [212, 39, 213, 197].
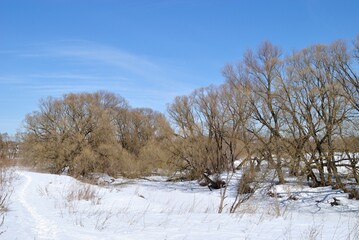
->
[2, 169, 359, 239]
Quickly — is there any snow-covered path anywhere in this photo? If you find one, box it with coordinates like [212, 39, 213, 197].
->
[2, 169, 359, 239]
[3, 170, 116, 240]
[17, 172, 59, 239]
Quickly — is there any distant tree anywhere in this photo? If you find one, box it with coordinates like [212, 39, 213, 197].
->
[114, 107, 173, 174]
[22, 91, 129, 176]
[115, 107, 171, 156]
[168, 95, 207, 178]
[168, 80, 255, 179]
[22, 91, 173, 177]
[0, 134, 5, 160]
[0, 133, 19, 161]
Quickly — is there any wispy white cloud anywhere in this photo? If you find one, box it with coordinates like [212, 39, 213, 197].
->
[1, 40, 199, 113]
[46, 40, 165, 84]
[29, 73, 118, 81]
[0, 75, 25, 84]
[8, 40, 197, 90]
[23, 84, 104, 94]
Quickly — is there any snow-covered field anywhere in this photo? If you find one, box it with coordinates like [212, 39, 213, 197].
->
[2, 169, 359, 240]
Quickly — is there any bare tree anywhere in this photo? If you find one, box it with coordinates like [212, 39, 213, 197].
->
[22, 92, 128, 176]
[223, 64, 258, 171]
[286, 43, 353, 187]
[242, 42, 286, 184]
[168, 91, 218, 178]
[334, 38, 359, 114]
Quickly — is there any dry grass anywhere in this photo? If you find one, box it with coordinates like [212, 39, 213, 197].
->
[301, 224, 323, 240]
[0, 166, 14, 235]
[52, 181, 114, 230]
[37, 184, 50, 198]
[229, 167, 262, 213]
[66, 184, 102, 205]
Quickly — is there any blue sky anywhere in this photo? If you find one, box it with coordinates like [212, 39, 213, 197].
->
[1, 0, 358, 135]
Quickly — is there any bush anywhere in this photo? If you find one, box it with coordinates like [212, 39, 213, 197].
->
[0, 167, 14, 235]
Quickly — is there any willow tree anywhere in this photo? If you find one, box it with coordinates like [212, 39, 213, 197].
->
[241, 42, 287, 184]
[22, 91, 129, 176]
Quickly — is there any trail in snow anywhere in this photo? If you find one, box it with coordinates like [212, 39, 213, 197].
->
[17, 172, 59, 240]
[2, 169, 358, 240]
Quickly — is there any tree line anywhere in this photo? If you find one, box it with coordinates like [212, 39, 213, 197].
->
[0, 133, 19, 161]
[169, 37, 359, 189]
[21, 91, 172, 177]
[21, 36, 359, 190]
